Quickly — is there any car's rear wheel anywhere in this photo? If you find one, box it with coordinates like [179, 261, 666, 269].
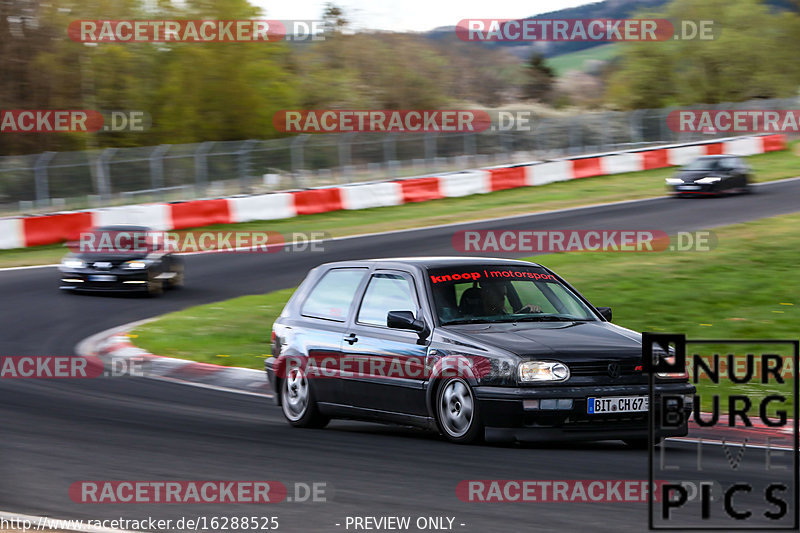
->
[435, 377, 483, 444]
[280, 367, 329, 428]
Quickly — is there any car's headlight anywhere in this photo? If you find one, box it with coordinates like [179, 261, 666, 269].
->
[695, 176, 722, 184]
[519, 361, 570, 382]
[61, 258, 85, 269]
[122, 260, 149, 269]
[665, 178, 683, 185]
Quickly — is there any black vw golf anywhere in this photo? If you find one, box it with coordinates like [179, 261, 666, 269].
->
[266, 257, 694, 445]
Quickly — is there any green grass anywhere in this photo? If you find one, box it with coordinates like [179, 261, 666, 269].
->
[547, 44, 620, 76]
[2, 142, 798, 268]
[132, 212, 799, 416]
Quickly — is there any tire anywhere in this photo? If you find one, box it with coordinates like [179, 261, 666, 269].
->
[147, 276, 164, 297]
[624, 437, 663, 449]
[435, 377, 483, 444]
[169, 265, 185, 289]
[280, 367, 329, 428]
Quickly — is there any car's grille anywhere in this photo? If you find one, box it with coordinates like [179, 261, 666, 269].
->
[568, 361, 641, 376]
[90, 259, 128, 269]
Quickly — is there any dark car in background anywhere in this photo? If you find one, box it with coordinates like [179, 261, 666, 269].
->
[666, 155, 752, 196]
[59, 225, 184, 296]
[266, 257, 694, 445]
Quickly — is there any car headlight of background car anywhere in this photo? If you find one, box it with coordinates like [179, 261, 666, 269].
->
[518, 361, 570, 382]
[121, 260, 152, 270]
[695, 176, 722, 184]
[61, 257, 86, 269]
[665, 178, 684, 185]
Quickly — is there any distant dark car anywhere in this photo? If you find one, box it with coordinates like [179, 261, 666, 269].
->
[59, 225, 184, 296]
[266, 257, 694, 445]
[667, 155, 752, 196]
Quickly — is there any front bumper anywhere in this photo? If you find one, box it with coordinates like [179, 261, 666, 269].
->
[475, 382, 694, 443]
[59, 269, 151, 292]
[670, 183, 720, 195]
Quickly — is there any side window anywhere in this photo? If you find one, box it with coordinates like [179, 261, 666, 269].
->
[357, 273, 416, 327]
[301, 268, 366, 321]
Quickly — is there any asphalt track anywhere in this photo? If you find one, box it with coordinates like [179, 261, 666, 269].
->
[2, 179, 800, 532]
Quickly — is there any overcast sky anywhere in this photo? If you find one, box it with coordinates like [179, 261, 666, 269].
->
[251, 0, 594, 32]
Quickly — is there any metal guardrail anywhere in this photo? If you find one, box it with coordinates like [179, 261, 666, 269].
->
[1, 98, 796, 215]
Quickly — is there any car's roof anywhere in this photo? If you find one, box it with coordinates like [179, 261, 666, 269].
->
[694, 155, 733, 159]
[325, 256, 544, 269]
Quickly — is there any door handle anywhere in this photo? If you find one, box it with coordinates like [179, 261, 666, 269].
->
[344, 333, 358, 345]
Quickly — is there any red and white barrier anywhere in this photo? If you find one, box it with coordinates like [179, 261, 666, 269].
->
[0, 218, 24, 250]
[93, 204, 172, 231]
[0, 134, 787, 250]
[438, 170, 490, 197]
[229, 193, 295, 222]
[526, 160, 571, 186]
[667, 144, 706, 166]
[601, 152, 643, 174]
[723, 137, 761, 157]
[340, 182, 403, 209]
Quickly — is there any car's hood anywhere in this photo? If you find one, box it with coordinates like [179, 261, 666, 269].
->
[447, 321, 642, 362]
[73, 251, 151, 263]
[676, 170, 728, 182]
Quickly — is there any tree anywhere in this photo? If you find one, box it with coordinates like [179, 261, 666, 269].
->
[522, 53, 555, 102]
[322, 3, 348, 34]
[606, 0, 800, 109]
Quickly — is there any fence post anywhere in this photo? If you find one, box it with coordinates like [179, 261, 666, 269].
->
[629, 109, 645, 144]
[96, 148, 116, 204]
[194, 141, 214, 197]
[424, 133, 436, 170]
[34, 151, 56, 208]
[383, 133, 397, 178]
[338, 132, 355, 183]
[150, 144, 169, 201]
[291, 134, 309, 186]
[238, 139, 258, 194]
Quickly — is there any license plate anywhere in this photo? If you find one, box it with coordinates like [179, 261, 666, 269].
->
[89, 275, 116, 282]
[678, 185, 700, 190]
[587, 396, 648, 414]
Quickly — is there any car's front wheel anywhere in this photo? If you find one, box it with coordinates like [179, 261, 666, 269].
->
[280, 367, 329, 428]
[147, 275, 163, 296]
[435, 377, 483, 444]
[169, 264, 185, 289]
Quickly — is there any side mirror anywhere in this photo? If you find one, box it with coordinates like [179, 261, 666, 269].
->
[597, 307, 612, 321]
[387, 310, 425, 332]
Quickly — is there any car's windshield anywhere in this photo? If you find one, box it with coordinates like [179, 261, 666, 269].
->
[428, 266, 597, 325]
[682, 158, 723, 171]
